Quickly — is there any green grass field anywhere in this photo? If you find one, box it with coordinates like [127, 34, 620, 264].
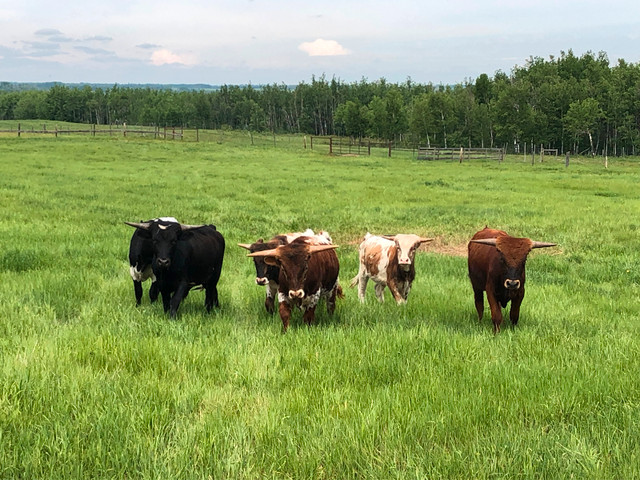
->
[1, 130, 639, 479]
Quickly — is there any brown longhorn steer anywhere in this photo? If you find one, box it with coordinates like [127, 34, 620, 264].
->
[468, 227, 556, 333]
[247, 237, 341, 332]
[238, 230, 332, 314]
[350, 233, 434, 304]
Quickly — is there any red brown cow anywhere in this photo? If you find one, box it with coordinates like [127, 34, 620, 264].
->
[350, 233, 434, 304]
[468, 227, 556, 333]
[238, 229, 332, 314]
[247, 237, 341, 332]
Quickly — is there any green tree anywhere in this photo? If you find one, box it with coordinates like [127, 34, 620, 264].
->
[564, 98, 603, 154]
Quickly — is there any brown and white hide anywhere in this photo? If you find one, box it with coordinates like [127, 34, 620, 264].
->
[247, 238, 341, 332]
[467, 227, 556, 333]
[238, 229, 333, 314]
[350, 233, 433, 305]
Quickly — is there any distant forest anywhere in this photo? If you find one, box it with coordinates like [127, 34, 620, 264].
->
[2, 50, 640, 155]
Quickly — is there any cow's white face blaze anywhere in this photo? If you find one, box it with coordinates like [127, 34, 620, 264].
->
[384, 234, 433, 269]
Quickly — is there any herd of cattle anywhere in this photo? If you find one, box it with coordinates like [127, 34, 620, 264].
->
[125, 218, 556, 333]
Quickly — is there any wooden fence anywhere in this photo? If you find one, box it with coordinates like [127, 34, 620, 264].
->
[1, 123, 184, 139]
[416, 147, 505, 162]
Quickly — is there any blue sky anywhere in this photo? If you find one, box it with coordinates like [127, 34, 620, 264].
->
[1, 0, 639, 85]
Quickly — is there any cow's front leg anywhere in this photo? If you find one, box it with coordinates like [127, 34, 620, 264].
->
[279, 301, 292, 332]
[387, 280, 406, 305]
[486, 287, 504, 334]
[149, 281, 159, 303]
[509, 290, 524, 327]
[303, 306, 317, 326]
[161, 289, 171, 313]
[170, 281, 190, 318]
[133, 280, 143, 306]
[264, 282, 277, 314]
[374, 282, 386, 302]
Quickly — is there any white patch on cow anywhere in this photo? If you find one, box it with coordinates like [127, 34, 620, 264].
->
[155, 216, 178, 223]
[278, 291, 288, 304]
[266, 280, 278, 299]
[129, 264, 155, 282]
[158, 224, 169, 230]
[301, 287, 322, 309]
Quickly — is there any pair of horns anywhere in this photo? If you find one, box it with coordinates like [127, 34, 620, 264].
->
[124, 221, 204, 231]
[470, 238, 557, 249]
[247, 244, 338, 258]
[382, 235, 434, 243]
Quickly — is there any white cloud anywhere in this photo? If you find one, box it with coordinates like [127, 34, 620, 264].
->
[298, 39, 350, 57]
[150, 49, 196, 66]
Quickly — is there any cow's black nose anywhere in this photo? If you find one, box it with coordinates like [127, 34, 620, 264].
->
[504, 279, 521, 290]
[157, 258, 171, 268]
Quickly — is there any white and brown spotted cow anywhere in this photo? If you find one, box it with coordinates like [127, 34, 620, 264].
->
[350, 233, 433, 304]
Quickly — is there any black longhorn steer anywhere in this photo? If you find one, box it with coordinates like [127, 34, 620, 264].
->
[127, 217, 178, 305]
[125, 219, 225, 317]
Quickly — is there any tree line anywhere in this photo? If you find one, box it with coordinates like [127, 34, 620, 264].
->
[2, 50, 640, 155]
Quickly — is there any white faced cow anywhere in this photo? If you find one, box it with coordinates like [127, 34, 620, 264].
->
[350, 233, 433, 304]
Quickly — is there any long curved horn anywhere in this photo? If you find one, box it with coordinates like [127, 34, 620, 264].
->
[469, 238, 498, 246]
[247, 248, 280, 258]
[531, 241, 557, 249]
[308, 244, 339, 254]
[237, 243, 253, 250]
[124, 221, 151, 230]
[419, 237, 435, 244]
[180, 224, 206, 231]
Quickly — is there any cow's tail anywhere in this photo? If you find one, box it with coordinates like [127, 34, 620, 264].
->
[349, 275, 359, 289]
[336, 284, 345, 299]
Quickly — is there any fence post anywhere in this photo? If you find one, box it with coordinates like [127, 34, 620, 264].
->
[540, 144, 543, 162]
[368, 140, 371, 156]
[459, 147, 464, 163]
[17, 123, 20, 138]
[388, 142, 392, 158]
[565, 152, 570, 168]
[329, 137, 333, 155]
[55, 125, 58, 138]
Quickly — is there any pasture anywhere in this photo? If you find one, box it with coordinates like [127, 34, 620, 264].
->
[1, 131, 639, 479]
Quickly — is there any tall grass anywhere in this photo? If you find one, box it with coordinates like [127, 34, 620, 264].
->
[1, 134, 639, 478]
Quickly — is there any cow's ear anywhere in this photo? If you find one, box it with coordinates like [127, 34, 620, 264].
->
[257, 238, 264, 244]
[263, 256, 279, 266]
